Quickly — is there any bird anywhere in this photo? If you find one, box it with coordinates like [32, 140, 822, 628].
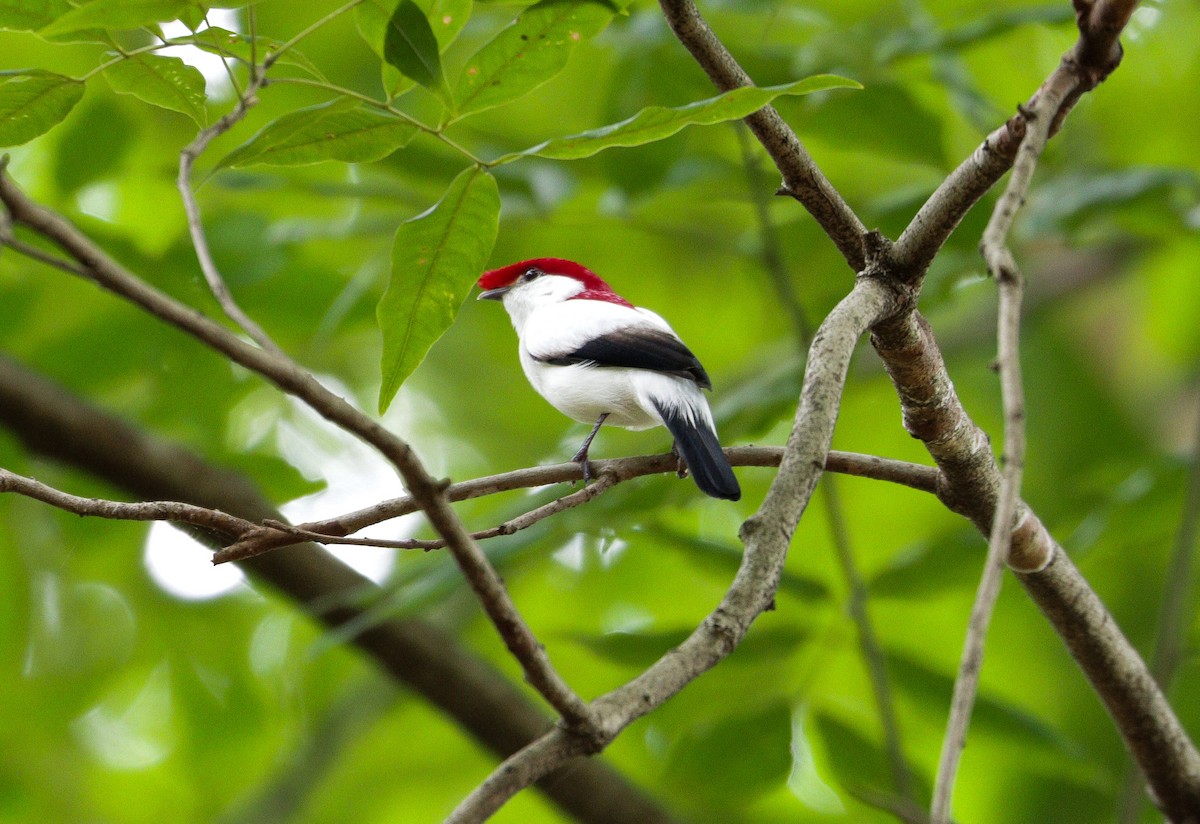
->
[476, 257, 740, 501]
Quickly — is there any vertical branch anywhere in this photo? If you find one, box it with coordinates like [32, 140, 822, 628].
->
[1148, 389, 1200, 691]
[931, 79, 1067, 822]
[738, 128, 914, 806]
[176, 1, 370, 353]
[178, 94, 283, 354]
[823, 478, 917, 807]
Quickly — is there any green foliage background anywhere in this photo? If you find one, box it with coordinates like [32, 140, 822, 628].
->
[1, 0, 1198, 822]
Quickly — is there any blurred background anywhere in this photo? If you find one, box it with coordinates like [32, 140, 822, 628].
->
[0, 0, 1197, 821]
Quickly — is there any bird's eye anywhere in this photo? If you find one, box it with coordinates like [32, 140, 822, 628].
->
[520, 268, 541, 283]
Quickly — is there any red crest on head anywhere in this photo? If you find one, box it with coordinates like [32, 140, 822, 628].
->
[478, 258, 633, 307]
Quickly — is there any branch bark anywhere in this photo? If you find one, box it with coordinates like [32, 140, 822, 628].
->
[872, 313, 1200, 821]
[931, 64, 1068, 822]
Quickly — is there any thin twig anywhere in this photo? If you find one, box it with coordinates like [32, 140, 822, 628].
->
[175, 1, 372, 354]
[0, 352, 678, 824]
[930, 77, 1065, 823]
[825, 477, 916, 801]
[1117, 384, 1200, 822]
[447, 729, 597, 824]
[177, 47, 280, 353]
[1148, 384, 1200, 696]
[249, 474, 620, 554]
[892, 0, 1137, 283]
[0, 466, 256, 537]
[846, 784, 936, 824]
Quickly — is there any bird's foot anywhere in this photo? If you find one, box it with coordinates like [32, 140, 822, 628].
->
[572, 452, 595, 485]
[671, 441, 689, 479]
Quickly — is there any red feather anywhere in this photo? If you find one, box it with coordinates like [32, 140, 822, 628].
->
[478, 258, 633, 307]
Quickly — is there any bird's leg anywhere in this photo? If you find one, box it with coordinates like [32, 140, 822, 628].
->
[671, 440, 689, 479]
[572, 413, 609, 484]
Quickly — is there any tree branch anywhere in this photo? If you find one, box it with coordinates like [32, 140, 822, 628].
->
[658, 0, 868, 270]
[0, 171, 590, 731]
[740, 126, 914, 804]
[0, 420, 937, 565]
[177, 65, 282, 355]
[872, 311, 1200, 820]
[214, 447, 940, 562]
[0, 352, 679, 824]
[892, 0, 1137, 282]
[931, 69, 1069, 823]
[1118, 387, 1200, 822]
[0, 466, 255, 537]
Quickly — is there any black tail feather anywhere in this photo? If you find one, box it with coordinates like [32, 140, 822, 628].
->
[653, 401, 740, 501]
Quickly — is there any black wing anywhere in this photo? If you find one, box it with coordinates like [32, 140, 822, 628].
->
[537, 327, 712, 389]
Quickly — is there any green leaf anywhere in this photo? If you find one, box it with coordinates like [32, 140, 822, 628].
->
[381, 0, 445, 95]
[0, 70, 84, 147]
[422, 0, 472, 50]
[102, 53, 207, 126]
[216, 99, 420, 169]
[377, 167, 500, 413]
[39, 0, 191, 36]
[507, 75, 861, 162]
[813, 711, 930, 801]
[357, 0, 472, 54]
[801, 82, 943, 167]
[866, 532, 984, 599]
[53, 97, 135, 192]
[453, 0, 616, 118]
[0, 0, 72, 31]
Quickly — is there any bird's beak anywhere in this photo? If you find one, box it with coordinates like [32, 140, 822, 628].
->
[477, 286, 509, 301]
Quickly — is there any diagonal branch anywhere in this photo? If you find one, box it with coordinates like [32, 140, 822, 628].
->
[739, 125, 915, 807]
[892, 0, 1138, 283]
[1118, 387, 1200, 821]
[658, 0, 868, 270]
[0, 167, 590, 730]
[177, 73, 282, 354]
[872, 311, 1200, 821]
[0, 466, 255, 536]
[176, 2, 367, 353]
